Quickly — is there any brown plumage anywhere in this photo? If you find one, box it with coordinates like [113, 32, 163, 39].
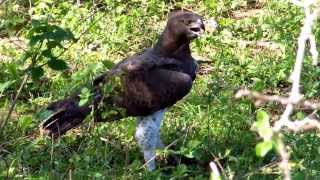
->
[41, 11, 205, 138]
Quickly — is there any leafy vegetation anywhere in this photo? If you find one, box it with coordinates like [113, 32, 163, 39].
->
[1, 0, 320, 179]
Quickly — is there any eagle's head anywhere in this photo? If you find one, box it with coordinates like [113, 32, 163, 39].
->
[166, 11, 205, 40]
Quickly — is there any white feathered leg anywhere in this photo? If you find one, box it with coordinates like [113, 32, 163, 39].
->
[135, 109, 166, 171]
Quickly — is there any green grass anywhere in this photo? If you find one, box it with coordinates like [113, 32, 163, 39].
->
[1, 0, 320, 179]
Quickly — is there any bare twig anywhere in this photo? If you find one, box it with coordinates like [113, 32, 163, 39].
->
[140, 136, 183, 170]
[235, 89, 320, 110]
[283, 117, 320, 132]
[0, 0, 7, 6]
[274, 2, 319, 134]
[8, 38, 27, 52]
[235, 1, 320, 179]
[274, 133, 291, 180]
[0, 75, 29, 131]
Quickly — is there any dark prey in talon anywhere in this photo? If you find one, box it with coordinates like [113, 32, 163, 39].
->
[41, 11, 205, 171]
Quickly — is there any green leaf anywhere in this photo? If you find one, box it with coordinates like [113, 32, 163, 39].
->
[36, 109, 54, 121]
[0, 80, 15, 94]
[187, 140, 202, 149]
[41, 49, 53, 58]
[27, 21, 75, 47]
[292, 172, 306, 180]
[183, 149, 196, 158]
[253, 110, 273, 140]
[29, 35, 42, 46]
[179, 140, 202, 159]
[18, 116, 33, 131]
[94, 173, 102, 178]
[296, 112, 305, 120]
[79, 88, 91, 106]
[173, 164, 188, 178]
[103, 60, 115, 69]
[20, 51, 32, 62]
[48, 59, 68, 70]
[50, 25, 75, 41]
[210, 172, 222, 180]
[31, 19, 41, 27]
[255, 140, 273, 157]
[79, 99, 89, 107]
[7, 63, 19, 79]
[256, 110, 269, 123]
[46, 41, 63, 49]
[30, 67, 44, 81]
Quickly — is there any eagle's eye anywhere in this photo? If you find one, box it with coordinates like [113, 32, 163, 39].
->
[182, 19, 193, 25]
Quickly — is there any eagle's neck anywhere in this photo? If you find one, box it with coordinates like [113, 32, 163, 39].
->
[154, 29, 191, 58]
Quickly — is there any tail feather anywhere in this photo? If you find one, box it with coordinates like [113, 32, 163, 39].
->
[40, 97, 91, 138]
[40, 86, 126, 138]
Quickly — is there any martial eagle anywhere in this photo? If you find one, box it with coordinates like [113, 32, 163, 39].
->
[41, 11, 205, 171]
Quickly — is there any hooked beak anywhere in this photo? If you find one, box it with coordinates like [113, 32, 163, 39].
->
[188, 19, 205, 38]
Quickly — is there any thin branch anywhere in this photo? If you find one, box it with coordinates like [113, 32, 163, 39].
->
[140, 136, 183, 170]
[277, 1, 320, 131]
[282, 117, 320, 132]
[291, 0, 316, 8]
[275, 133, 291, 180]
[235, 89, 320, 110]
[8, 38, 27, 52]
[309, 34, 318, 65]
[0, 0, 7, 6]
[235, 1, 320, 179]
[0, 75, 29, 131]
